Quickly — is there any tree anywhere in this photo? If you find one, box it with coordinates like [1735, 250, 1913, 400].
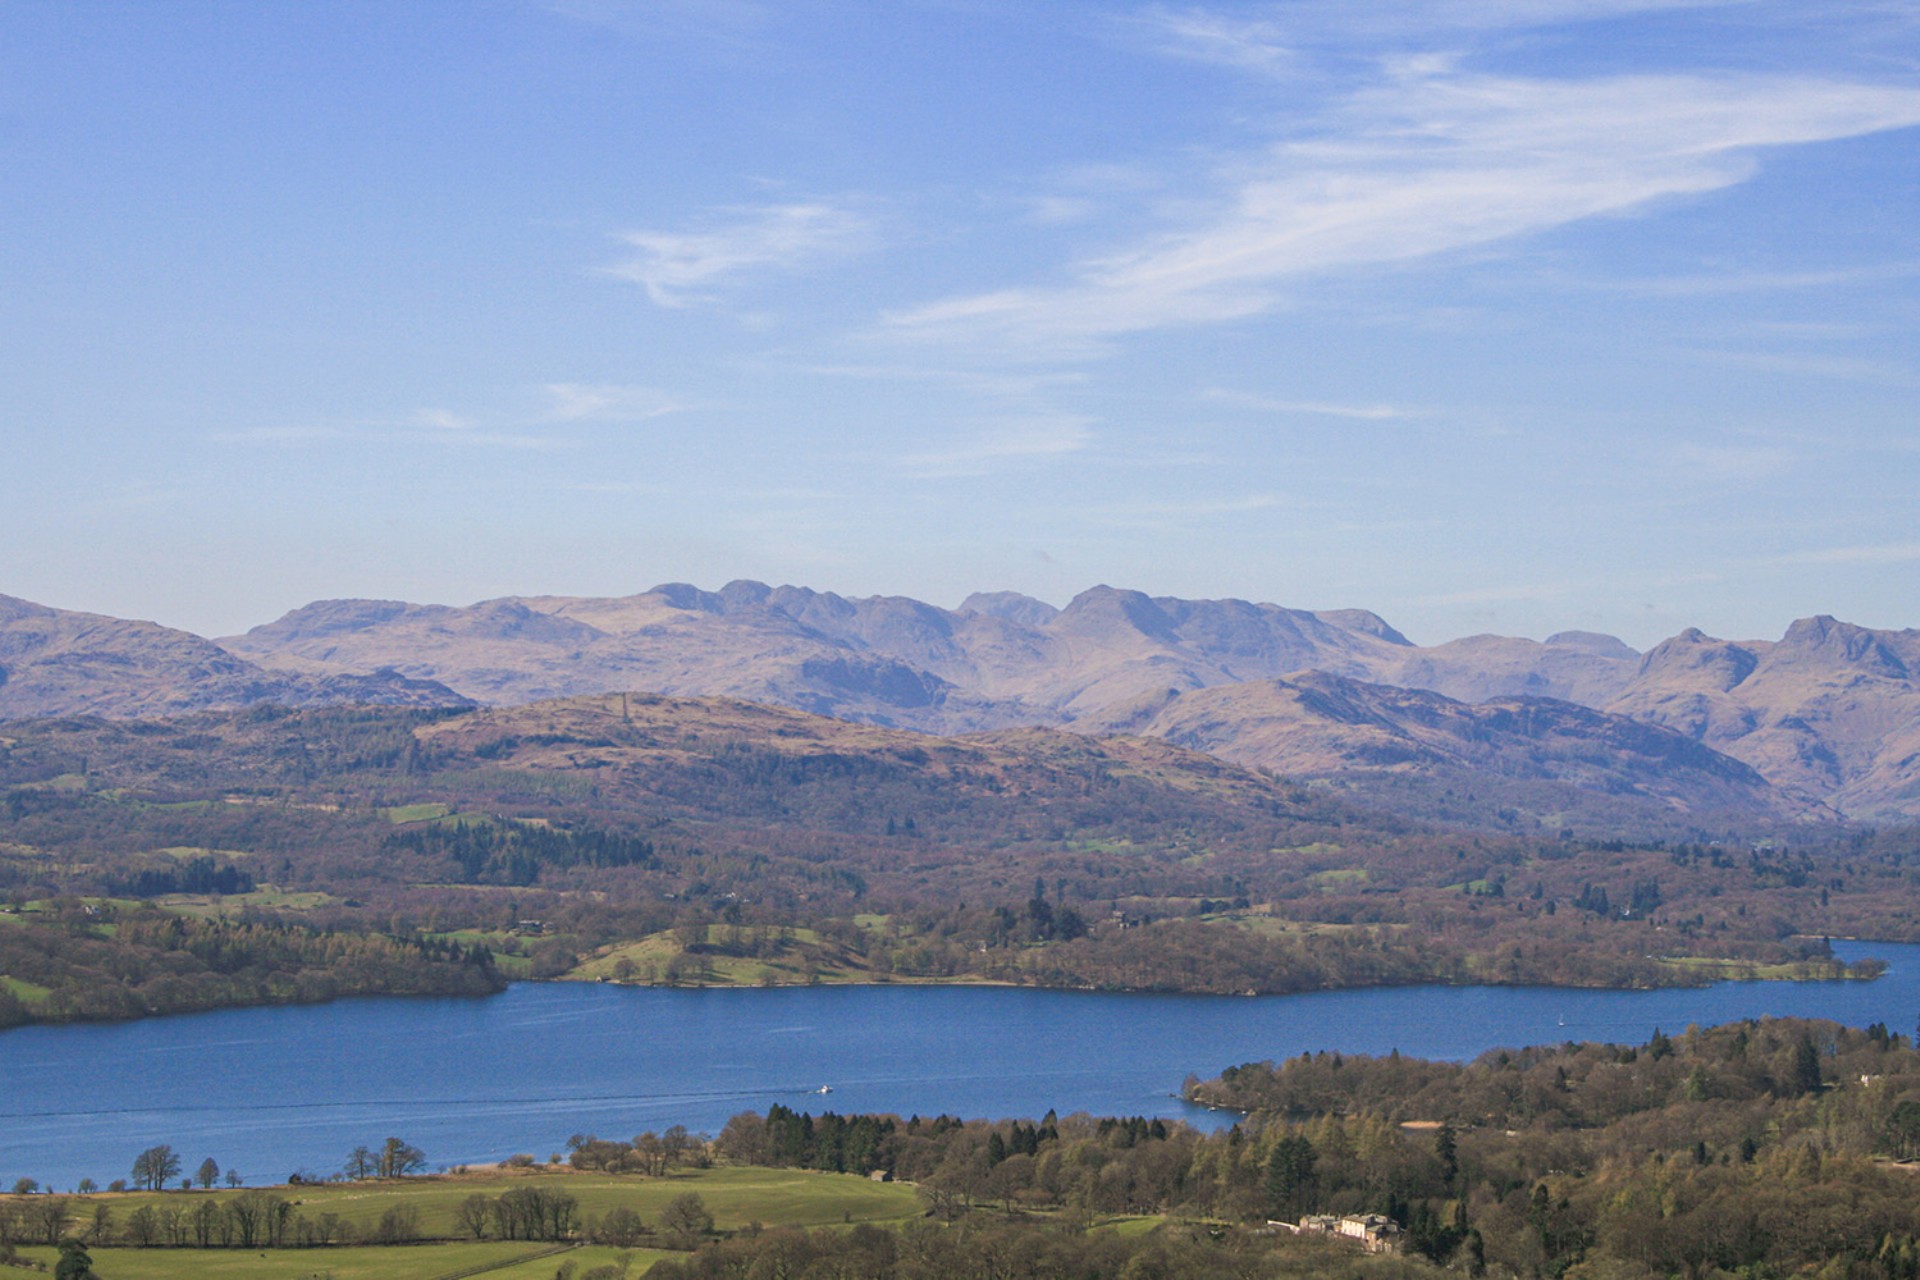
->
[1890, 1100, 1920, 1160]
[1788, 1032, 1823, 1097]
[374, 1202, 422, 1244]
[53, 1240, 93, 1280]
[194, 1158, 219, 1190]
[29, 1199, 71, 1246]
[596, 1205, 649, 1247]
[456, 1193, 493, 1240]
[1435, 1122, 1459, 1188]
[345, 1145, 376, 1180]
[1264, 1134, 1318, 1220]
[377, 1137, 426, 1179]
[660, 1192, 714, 1247]
[131, 1145, 181, 1193]
[124, 1206, 160, 1248]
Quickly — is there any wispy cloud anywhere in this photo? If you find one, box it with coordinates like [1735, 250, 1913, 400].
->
[799, 361, 1090, 401]
[215, 383, 699, 450]
[608, 202, 873, 307]
[542, 383, 700, 422]
[1202, 387, 1420, 420]
[884, 70, 1920, 357]
[1131, 9, 1295, 73]
[901, 415, 1096, 478]
[1668, 441, 1797, 481]
[1776, 542, 1920, 566]
[545, 0, 771, 42]
[1074, 491, 1287, 528]
[1602, 261, 1920, 296]
[1683, 348, 1914, 383]
[1415, 582, 1573, 606]
[215, 423, 565, 450]
[412, 407, 477, 431]
[1141, 0, 1755, 49]
[216, 422, 567, 450]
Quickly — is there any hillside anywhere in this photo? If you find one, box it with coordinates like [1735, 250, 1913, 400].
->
[0, 594, 469, 719]
[1077, 670, 1828, 825]
[219, 583, 1413, 732]
[3, 583, 1916, 820]
[221, 581, 1920, 819]
[1, 690, 1910, 1025]
[1608, 615, 1920, 821]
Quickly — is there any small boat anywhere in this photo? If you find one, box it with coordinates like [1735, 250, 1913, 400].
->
[815, 1085, 833, 1094]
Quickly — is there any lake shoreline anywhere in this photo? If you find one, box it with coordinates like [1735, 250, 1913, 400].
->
[1, 940, 1912, 1192]
[0, 948, 1885, 1035]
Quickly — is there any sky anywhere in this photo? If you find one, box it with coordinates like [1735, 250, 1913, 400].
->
[2, 0, 1916, 648]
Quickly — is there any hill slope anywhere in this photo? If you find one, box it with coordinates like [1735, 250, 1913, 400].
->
[0, 594, 469, 719]
[1079, 669, 1827, 825]
[222, 582, 1920, 817]
[6, 583, 1915, 820]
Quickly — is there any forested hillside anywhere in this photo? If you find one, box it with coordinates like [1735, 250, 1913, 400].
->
[0, 694, 1912, 1025]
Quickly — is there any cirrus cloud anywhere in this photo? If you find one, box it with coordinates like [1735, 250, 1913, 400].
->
[884, 69, 1920, 358]
[609, 201, 875, 307]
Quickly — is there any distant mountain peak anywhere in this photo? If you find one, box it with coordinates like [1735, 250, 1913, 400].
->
[1778, 614, 1911, 678]
[1317, 609, 1413, 647]
[1545, 630, 1639, 660]
[1055, 585, 1181, 642]
[958, 591, 1060, 627]
[9, 582, 1916, 821]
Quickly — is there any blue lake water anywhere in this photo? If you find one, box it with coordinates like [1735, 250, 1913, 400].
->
[2, 940, 1916, 1190]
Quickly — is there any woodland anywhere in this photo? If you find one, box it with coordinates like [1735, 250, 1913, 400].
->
[0, 696, 1912, 1026]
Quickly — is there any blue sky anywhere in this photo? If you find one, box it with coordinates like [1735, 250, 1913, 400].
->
[2, 0, 1916, 647]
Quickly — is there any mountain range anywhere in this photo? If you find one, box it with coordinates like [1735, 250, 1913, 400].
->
[4, 583, 1915, 824]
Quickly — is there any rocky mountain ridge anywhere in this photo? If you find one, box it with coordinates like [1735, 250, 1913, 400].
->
[3, 583, 1914, 821]
[0, 594, 469, 720]
[219, 581, 1917, 820]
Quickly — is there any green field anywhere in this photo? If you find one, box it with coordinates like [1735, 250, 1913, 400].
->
[1660, 955, 1869, 981]
[247, 1166, 921, 1235]
[8, 1240, 676, 1278]
[14, 1240, 564, 1279]
[159, 887, 338, 917]
[0, 973, 51, 1001]
[157, 845, 254, 860]
[567, 925, 872, 988]
[383, 802, 454, 825]
[7, 1165, 920, 1239]
[3, 1166, 917, 1278]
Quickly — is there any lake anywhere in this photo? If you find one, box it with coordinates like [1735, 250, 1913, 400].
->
[3, 940, 1915, 1190]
